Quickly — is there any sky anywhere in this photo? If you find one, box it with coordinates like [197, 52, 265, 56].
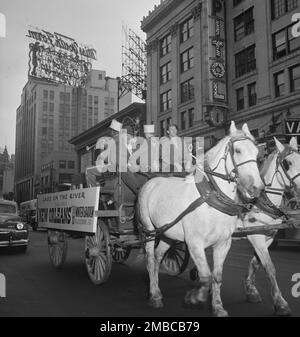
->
[0, 0, 160, 154]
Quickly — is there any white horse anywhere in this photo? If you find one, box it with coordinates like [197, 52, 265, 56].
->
[137, 121, 264, 317]
[242, 137, 300, 316]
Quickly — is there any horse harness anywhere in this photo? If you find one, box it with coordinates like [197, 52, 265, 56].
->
[141, 136, 258, 242]
[252, 145, 299, 220]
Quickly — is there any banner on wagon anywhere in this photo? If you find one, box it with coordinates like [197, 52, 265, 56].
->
[37, 187, 100, 233]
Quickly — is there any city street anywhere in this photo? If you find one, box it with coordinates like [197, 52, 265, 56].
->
[0, 229, 299, 317]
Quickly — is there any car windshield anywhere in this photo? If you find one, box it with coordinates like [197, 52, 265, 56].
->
[0, 204, 17, 214]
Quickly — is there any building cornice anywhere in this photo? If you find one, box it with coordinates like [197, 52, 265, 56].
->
[141, 0, 183, 33]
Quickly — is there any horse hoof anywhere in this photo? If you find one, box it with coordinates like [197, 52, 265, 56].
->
[148, 298, 163, 309]
[274, 305, 292, 317]
[213, 309, 229, 317]
[246, 292, 262, 304]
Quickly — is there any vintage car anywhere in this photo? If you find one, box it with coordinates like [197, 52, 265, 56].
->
[0, 199, 29, 252]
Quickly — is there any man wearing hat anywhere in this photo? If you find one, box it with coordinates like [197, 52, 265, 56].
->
[86, 119, 125, 186]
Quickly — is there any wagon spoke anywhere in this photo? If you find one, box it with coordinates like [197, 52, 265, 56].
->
[85, 221, 112, 285]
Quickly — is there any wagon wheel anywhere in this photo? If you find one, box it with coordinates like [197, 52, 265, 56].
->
[161, 241, 190, 276]
[85, 220, 112, 285]
[111, 244, 131, 263]
[48, 230, 68, 268]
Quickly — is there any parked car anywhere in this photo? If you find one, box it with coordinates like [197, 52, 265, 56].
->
[0, 200, 29, 252]
[20, 199, 37, 231]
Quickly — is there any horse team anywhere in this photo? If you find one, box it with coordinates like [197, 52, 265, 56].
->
[137, 121, 300, 317]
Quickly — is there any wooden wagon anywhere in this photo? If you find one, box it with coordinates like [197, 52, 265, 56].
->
[37, 173, 190, 285]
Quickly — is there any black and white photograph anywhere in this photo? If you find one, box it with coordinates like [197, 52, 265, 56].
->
[0, 0, 300, 323]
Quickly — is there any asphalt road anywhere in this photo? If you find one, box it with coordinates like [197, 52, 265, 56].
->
[0, 229, 300, 317]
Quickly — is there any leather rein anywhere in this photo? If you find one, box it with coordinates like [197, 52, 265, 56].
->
[254, 145, 300, 219]
[141, 136, 258, 241]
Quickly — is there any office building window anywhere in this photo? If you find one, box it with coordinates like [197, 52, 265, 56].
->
[49, 103, 54, 113]
[68, 161, 75, 169]
[273, 25, 300, 60]
[98, 74, 103, 80]
[290, 64, 300, 92]
[180, 47, 194, 73]
[189, 108, 195, 128]
[160, 90, 172, 112]
[236, 87, 244, 110]
[43, 102, 48, 112]
[181, 111, 187, 130]
[160, 62, 172, 84]
[289, 25, 300, 52]
[59, 174, 72, 184]
[181, 78, 195, 103]
[49, 91, 54, 100]
[160, 34, 171, 57]
[42, 127, 47, 135]
[94, 96, 98, 105]
[274, 71, 285, 96]
[43, 90, 48, 100]
[235, 45, 256, 77]
[248, 82, 257, 107]
[59, 160, 66, 169]
[180, 17, 194, 43]
[234, 7, 254, 41]
[271, 0, 298, 20]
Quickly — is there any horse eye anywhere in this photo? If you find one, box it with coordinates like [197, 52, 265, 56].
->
[235, 149, 241, 154]
[282, 159, 290, 171]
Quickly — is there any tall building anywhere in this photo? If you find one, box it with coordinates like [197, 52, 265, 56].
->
[141, 0, 300, 149]
[0, 146, 11, 197]
[15, 70, 118, 202]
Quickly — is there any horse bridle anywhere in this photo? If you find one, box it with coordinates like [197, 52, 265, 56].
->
[272, 146, 300, 191]
[206, 136, 258, 183]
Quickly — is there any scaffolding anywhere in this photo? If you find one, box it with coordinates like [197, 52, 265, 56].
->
[120, 24, 147, 100]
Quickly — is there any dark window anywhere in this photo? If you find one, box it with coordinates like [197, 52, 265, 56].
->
[160, 90, 172, 112]
[290, 64, 300, 92]
[49, 91, 54, 100]
[160, 34, 172, 57]
[181, 111, 187, 130]
[271, 0, 298, 20]
[160, 62, 172, 84]
[49, 103, 54, 113]
[248, 82, 257, 107]
[42, 127, 47, 135]
[274, 71, 285, 96]
[234, 7, 254, 41]
[43, 90, 48, 100]
[189, 108, 195, 127]
[59, 174, 72, 184]
[43, 102, 48, 112]
[59, 160, 66, 169]
[236, 87, 244, 110]
[235, 45, 256, 77]
[181, 78, 195, 103]
[273, 25, 300, 60]
[180, 47, 194, 73]
[68, 161, 75, 169]
[180, 17, 194, 43]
